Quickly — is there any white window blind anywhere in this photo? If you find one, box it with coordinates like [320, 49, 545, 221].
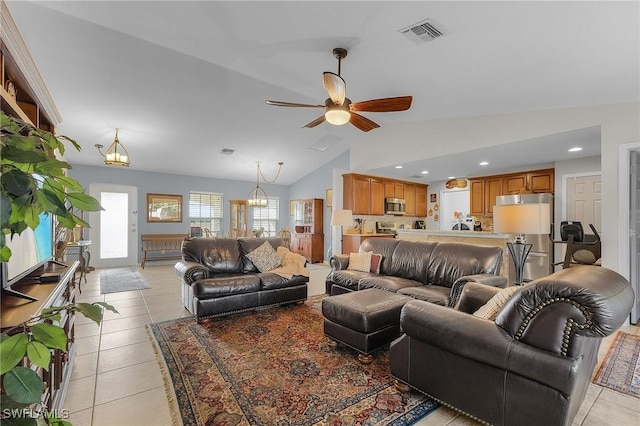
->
[189, 192, 223, 237]
[252, 198, 279, 236]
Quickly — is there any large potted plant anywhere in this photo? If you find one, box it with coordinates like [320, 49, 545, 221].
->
[0, 111, 115, 425]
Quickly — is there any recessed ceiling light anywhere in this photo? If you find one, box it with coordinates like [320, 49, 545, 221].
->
[421, 170, 429, 174]
[395, 165, 403, 169]
[479, 161, 489, 166]
[568, 147, 583, 152]
[447, 176, 455, 179]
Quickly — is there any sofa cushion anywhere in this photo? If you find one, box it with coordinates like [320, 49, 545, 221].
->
[427, 243, 503, 288]
[358, 275, 422, 293]
[473, 285, 520, 320]
[258, 272, 308, 290]
[359, 238, 402, 275]
[245, 240, 282, 272]
[397, 285, 452, 306]
[347, 251, 373, 272]
[193, 275, 261, 300]
[330, 270, 376, 291]
[385, 240, 437, 284]
[182, 237, 244, 274]
[572, 249, 597, 265]
[238, 237, 284, 273]
[370, 254, 383, 274]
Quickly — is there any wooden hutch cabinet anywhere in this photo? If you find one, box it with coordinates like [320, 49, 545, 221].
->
[229, 200, 248, 232]
[291, 198, 324, 263]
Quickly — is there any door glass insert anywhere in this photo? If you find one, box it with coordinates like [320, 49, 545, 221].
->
[100, 192, 128, 258]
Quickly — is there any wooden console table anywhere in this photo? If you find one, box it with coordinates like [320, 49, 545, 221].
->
[0, 260, 79, 411]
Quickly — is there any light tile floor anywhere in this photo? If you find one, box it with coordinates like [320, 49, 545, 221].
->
[65, 264, 640, 426]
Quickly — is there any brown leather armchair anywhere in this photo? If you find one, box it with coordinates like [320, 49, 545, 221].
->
[389, 266, 633, 426]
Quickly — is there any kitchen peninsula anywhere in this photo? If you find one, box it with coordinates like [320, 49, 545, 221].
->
[396, 229, 512, 279]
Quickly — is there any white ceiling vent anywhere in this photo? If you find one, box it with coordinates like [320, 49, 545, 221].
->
[220, 148, 235, 155]
[399, 19, 444, 44]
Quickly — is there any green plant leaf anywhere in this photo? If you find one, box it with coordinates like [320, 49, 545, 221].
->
[3, 366, 44, 404]
[1, 193, 12, 227]
[94, 301, 119, 314]
[0, 334, 28, 375]
[30, 323, 67, 351]
[66, 192, 104, 211]
[35, 189, 67, 216]
[35, 159, 71, 177]
[0, 244, 11, 262]
[1, 170, 32, 197]
[26, 341, 51, 371]
[1, 146, 49, 164]
[75, 303, 104, 325]
[23, 206, 40, 230]
[55, 175, 84, 192]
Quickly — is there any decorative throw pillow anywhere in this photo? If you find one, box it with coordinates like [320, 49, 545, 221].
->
[245, 241, 282, 272]
[572, 249, 597, 265]
[347, 251, 373, 273]
[473, 285, 520, 321]
[370, 254, 383, 274]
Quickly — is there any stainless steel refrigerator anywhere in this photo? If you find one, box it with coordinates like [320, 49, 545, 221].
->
[495, 193, 554, 283]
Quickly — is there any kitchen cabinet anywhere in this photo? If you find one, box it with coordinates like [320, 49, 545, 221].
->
[416, 186, 428, 217]
[342, 234, 395, 254]
[469, 179, 485, 216]
[385, 181, 404, 199]
[292, 198, 323, 263]
[370, 178, 385, 215]
[404, 183, 416, 216]
[470, 168, 554, 216]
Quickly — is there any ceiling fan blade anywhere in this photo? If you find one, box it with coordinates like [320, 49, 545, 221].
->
[303, 115, 326, 129]
[323, 72, 346, 105]
[265, 100, 325, 108]
[350, 96, 413, 112]
[349, 112, 380, 132]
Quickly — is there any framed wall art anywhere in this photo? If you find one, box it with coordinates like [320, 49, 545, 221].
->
[147, 193, 183, 222]
[326, 189, 333, 208]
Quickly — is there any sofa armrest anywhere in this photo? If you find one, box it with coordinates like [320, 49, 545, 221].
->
[399, 300, 578, 394]
[448, 273, 507, 307]
[453, 282, 501, 313]
[329, 254, 350, 271]
[175, 260, 209, 285]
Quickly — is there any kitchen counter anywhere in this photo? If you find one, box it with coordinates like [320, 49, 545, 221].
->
[341, 233, 396, 254]
[396, 229, 511, 239]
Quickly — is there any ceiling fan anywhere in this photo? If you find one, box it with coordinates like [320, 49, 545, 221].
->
[265, 48, 412, 132]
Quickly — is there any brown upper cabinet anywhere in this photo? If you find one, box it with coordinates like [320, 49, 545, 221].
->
[470, 168, 554, 216]
[344, 173, 427, 217]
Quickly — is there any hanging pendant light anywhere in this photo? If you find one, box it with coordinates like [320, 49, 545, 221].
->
[247, 162, 283, 207]
[95, 129, 130, 167]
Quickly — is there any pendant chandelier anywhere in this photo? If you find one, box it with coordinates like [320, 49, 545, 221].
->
[247, 162, 284, 207]
[95, 129, 130, 167]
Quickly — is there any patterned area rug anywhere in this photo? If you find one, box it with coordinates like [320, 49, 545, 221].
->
[593, 331, 640, 398]
[99, 267, 151, 294]
[147, 297, 439, 425]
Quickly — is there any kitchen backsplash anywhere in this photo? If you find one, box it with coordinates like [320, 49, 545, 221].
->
[351, 215, 424, 232]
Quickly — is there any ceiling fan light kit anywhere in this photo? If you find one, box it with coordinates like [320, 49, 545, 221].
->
[265, 48, 412, 132]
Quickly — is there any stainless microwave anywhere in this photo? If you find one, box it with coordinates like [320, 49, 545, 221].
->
[385, 198, 406, 215]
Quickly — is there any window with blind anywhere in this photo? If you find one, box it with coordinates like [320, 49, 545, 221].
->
[189, 192, 223, 237]
[252, 198, 279, 236]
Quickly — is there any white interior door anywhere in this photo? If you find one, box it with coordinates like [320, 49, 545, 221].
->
[88, 184, 138, 268]
[630, 149, 640, 324]
[566, 174, 602, 234]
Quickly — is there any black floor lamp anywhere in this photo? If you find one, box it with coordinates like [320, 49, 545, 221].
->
[493, 203, 551, 286]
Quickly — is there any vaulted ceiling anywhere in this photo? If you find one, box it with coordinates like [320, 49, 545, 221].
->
[6, 1, 639, 184]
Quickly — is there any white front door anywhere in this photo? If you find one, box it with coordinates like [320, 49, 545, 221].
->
[88, 184, 138, 268]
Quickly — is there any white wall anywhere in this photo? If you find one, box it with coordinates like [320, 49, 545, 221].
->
[348, 102, 640, 272]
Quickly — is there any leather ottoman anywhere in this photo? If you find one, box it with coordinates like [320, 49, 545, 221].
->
[322, 288, 412, 363]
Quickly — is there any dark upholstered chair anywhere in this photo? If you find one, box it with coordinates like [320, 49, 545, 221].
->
[389, 266, 633, 426]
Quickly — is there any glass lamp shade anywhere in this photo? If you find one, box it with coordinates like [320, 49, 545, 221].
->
[247, 185, 268, 207]
[493, 204, 551, 236]
[331, 209, 353, 226]
[325, 108, 351, 125]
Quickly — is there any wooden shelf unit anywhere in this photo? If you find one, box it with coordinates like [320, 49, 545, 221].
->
[1, 261, 79, 412]
[291, 198, 324, 263]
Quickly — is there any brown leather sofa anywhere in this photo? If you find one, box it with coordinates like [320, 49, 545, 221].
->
[175, 237, 308, 322]
[325, 238, 506, 306]
[390, 266, 634, 426]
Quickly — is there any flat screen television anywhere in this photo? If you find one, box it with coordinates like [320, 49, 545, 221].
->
[1, 212, 55, 301]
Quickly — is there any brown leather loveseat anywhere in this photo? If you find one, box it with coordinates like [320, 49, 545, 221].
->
[390, 266, 634, 426]
[175, 237, 308, 322]
[325, 238, 506, 306]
